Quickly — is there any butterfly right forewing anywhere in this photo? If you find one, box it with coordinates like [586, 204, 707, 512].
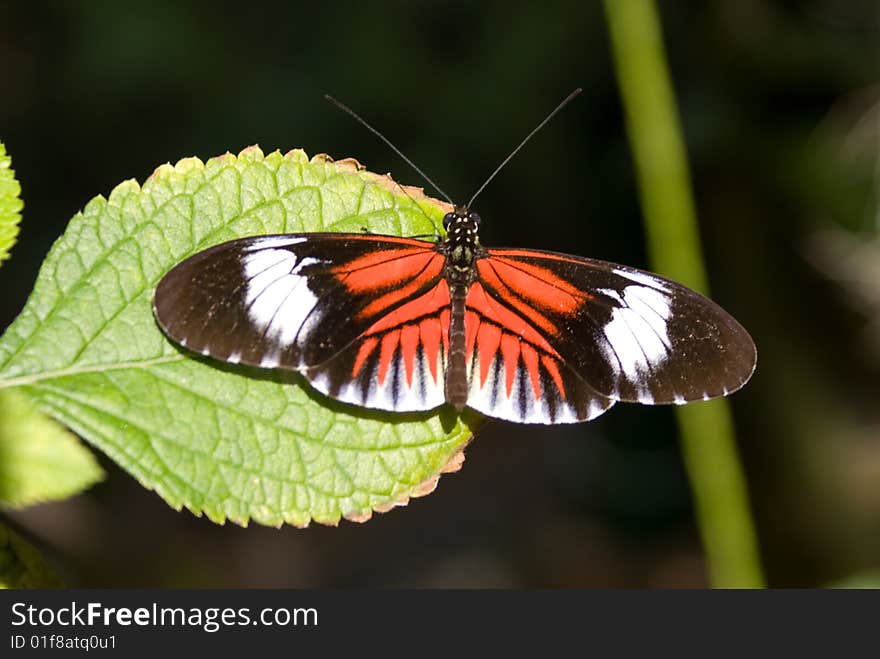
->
[458, 247, 755, 424]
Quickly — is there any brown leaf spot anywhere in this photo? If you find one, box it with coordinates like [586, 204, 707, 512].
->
[412, 475, 440, 498]
[344, 509, 374, 524]
[441, 447, 467, 474]
[373, 499, 408, 513]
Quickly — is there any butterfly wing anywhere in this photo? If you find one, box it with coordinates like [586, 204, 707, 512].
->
[463, 248, 756, 424]
[153, 233, 451, 412]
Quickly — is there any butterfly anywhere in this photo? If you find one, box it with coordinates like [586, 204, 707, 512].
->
[152, 93, 756, 425]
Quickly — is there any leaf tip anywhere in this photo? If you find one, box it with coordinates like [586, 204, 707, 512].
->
[147, 163, 176, 183]
[344, 509, 374, 524]
[238, 145, 265, 161]
[334, 157, 367, 173]
[285, 516, 311, 529]
[412, 475, 440, 498]
[208, 151, 237, 167]
[372, 499, 406, 514]
[173, 156, 206, 174]
[281, 148, 309, 164]
[441, 446, 467, 474]
[0, 140, 24, 264]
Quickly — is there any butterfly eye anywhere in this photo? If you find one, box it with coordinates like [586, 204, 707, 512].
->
[468, 211, 481, 227]
[443, 212, 456, 231]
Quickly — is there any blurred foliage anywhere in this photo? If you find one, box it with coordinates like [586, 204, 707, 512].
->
[0, 388, 103, 508]
[0, 1, 878, 587]
[0, 141, 23, 263]
[0, 522, 63, 588]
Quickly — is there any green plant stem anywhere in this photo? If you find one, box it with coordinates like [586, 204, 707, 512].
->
[602, 0, 764, 588]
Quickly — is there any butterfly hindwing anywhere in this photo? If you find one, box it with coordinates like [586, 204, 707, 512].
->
[461, 248, 756, 423]
[153, 233, 449, 412]
[305, 276, 451, 413]
[461, 278, 615, 423]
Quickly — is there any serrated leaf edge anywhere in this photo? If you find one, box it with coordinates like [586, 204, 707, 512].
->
[0, 141, 24, 265]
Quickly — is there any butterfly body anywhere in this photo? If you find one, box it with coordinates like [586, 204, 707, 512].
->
[153, 205, 756, 425]
[441, 207, 483, 410]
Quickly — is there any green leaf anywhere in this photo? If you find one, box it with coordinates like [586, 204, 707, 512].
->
[0, 521, 64, 588]
[0, 388, 104, 507]
[0, 147, 474, 527]
[0, 141, 23, 264]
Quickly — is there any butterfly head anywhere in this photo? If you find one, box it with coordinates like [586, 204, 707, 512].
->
[443, 207, 481, 244]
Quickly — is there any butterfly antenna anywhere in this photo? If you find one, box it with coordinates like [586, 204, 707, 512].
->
[325, 95, 455, 206]
[466, 88, 583, 209]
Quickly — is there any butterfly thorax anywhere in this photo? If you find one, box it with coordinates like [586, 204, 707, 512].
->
[441, 207, 482, 286]
[441, 208, 483, 409]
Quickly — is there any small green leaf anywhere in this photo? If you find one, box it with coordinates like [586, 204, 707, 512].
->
[0, 141, 23, 264]
[0, 522, 64, 588]
[0, 388, 104, 507]
[0, 148, 474, 527]
[0, 141, 102, 507]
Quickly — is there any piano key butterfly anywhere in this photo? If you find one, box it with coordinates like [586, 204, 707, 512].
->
[152, 92, 756, 424]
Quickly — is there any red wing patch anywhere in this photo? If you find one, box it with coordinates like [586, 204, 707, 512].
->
[306, 257, 451, 413]
[338, 247, 444, 294]
[349, 279, 450, 385]
[478, 252, 588, 314]
[462, 266, 612, 424]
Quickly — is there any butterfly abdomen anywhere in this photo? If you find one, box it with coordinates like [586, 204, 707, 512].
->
[445, 285, 469, 410]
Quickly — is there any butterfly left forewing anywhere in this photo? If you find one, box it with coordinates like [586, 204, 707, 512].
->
[153, 233, 450, 412]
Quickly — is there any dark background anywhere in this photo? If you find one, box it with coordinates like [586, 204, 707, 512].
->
[1, 1, 879, 587]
